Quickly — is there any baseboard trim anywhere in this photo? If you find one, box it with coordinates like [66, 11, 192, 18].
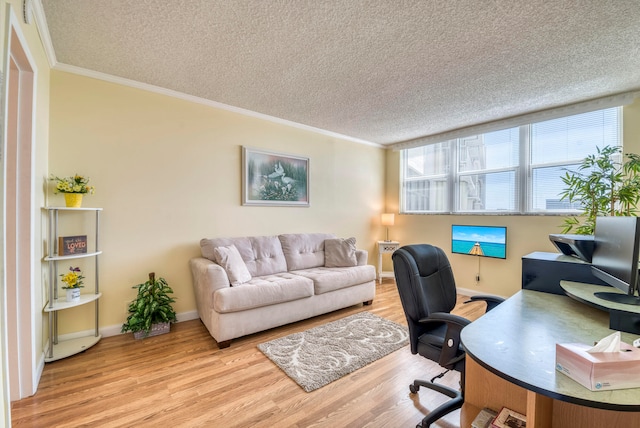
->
[457, 287, 506, 299]
[56, 310, 200, 340]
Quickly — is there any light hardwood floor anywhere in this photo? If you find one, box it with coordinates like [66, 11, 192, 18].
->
[12, 280, 486, 428]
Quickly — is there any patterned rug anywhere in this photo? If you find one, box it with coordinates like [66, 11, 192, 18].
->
[258, 311, 409, 392]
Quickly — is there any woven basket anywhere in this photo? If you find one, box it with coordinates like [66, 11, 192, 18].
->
[133, 322, 170, 339]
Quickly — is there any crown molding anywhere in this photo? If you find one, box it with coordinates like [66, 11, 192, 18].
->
[30, 0, 381, 147]
[30, 0, 56, 67]
[50, 61, 382, 148]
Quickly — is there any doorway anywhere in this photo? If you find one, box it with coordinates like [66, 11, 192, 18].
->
[4, 10, 37, 402]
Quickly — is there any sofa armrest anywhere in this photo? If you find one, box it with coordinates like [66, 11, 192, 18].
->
[355, 249, 368, 266]
[189, 257, 231, 316]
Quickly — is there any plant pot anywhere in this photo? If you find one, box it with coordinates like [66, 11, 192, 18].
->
[133, 322, 171, 339]
[65, 288, 81, 302]
[64, 193, 83, 208]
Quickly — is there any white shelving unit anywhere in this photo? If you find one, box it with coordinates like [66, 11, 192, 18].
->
[44, 207, 103, 362]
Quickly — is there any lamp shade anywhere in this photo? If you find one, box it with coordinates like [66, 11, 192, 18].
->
[381, 213, 395, 226]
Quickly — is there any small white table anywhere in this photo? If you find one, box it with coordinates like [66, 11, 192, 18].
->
[377, 241, 400, 284]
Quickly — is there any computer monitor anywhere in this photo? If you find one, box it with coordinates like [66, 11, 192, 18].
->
[591, 216, 640, 306]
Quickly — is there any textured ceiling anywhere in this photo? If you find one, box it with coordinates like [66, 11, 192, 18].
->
[39, 0, 640, 146]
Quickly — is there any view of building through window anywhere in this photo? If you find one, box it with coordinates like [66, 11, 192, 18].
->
[401, 107, 621, 214]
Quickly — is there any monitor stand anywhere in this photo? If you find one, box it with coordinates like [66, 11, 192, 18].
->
[560, 281, 640, 335]
[594, 291, 640, 306]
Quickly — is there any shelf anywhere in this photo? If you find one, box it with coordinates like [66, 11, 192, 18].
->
[460, 403, 483, 428]
[44, 250, 102, 262]
[44, 292, 102, 312]
[45, 206, 102, 363]
[44, 334, 102, 362]
[45, 207, 103, 212]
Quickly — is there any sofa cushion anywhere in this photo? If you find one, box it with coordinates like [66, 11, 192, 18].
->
[325, 237, 358, 267]
[201, 236, 287, 277]
[212, 245, 252, 286]
[292, 265, 376, 294]
[213, 273, 314, 313]
[279, 233, 336, 271]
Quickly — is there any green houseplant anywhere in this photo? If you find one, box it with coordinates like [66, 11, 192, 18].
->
[121, 272, 177, 339]
[559, 145, 640, 235]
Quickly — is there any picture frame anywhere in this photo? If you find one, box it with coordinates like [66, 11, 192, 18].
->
[58, 235, 88, 256]
[491, 407, 526, 428]
[242, 146, 310, 206]
[451, 225, 507, 259]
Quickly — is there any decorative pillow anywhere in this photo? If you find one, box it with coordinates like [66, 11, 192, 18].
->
[213, 245, 252, 286]
[325, 237, 358, 267]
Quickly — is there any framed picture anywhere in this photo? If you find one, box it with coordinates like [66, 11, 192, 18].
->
[242, 147, 309, 206]
[491, 407, 526, 428]
[451, 225, 507, 259]
[58, 235, 88, 256]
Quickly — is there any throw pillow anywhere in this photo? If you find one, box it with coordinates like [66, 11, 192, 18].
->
[213, 244, 252, 286]
[325, 237, 358, 267]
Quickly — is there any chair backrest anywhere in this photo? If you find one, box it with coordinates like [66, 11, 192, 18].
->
[392, 244, 458, 353]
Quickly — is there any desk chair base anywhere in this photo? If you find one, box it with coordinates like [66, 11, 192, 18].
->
[410, 378, 463, 428]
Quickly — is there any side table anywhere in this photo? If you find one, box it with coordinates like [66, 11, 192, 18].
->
[377, 241, 400, 284]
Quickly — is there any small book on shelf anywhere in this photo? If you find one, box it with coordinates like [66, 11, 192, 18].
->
[491, 407, 526, 428]
[472, 407, 498, 428]
[58, 235, 88, 256]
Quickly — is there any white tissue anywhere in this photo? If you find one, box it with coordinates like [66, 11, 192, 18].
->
[587, 331, 621, 353]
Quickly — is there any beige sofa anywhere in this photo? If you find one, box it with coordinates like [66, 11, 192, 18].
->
[189, 233, 377, 348]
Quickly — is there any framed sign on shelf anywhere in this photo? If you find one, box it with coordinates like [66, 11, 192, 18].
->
[58, 235, 88, 256]
[242, 146, 309, 207]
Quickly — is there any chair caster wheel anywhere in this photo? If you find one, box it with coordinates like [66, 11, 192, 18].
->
[409, 384, 419, 394]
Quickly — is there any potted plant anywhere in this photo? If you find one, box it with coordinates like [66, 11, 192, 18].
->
[559, 145, 640, 234]
[50, 174, 96, 207]
[60, 266, 84, 302]
[121, 272, 177, 339]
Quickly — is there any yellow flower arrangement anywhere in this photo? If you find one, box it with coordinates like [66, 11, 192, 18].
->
[60, 266, 85, 289]
[51, 174, 95, 194]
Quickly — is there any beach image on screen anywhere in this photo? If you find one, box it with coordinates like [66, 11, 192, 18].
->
[451, 225, 507, 259]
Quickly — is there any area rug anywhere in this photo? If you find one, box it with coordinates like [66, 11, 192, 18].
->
[258, 311, 409, 392]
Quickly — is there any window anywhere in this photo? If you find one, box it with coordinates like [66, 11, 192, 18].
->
[401, 107, 621, 214]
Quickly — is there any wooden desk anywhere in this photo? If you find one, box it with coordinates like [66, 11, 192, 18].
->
[460, 290, 640, 428]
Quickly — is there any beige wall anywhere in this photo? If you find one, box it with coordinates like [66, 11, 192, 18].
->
[47, 71, 640, 332]
[49, 71, 386, 334]
[384, 99, 640, 297]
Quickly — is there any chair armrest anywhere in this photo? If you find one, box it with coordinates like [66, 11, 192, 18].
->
[465, 295, 505, 312]
[418, 312, 469, 369]
[418, 312, 470, 328]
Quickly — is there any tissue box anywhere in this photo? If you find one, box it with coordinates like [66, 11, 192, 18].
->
[556, 341, 640, 391]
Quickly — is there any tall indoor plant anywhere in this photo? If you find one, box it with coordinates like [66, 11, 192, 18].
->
[121, 272, 177, 339]
[559, 145, 640, 235]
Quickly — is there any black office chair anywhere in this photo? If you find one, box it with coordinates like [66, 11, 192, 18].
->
[392, 244, 503, 428]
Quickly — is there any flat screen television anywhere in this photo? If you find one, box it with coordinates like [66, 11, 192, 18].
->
[451, 225, 507, 259]
[591, 216, 640, 306]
